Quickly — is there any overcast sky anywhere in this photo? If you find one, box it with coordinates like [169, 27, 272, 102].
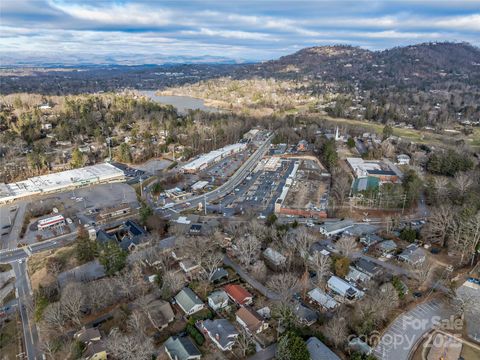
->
[1, 0, 479, 63]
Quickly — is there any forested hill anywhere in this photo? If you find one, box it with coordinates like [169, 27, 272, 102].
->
[240, 42, 480, 90]
[1, 42, 479, 97]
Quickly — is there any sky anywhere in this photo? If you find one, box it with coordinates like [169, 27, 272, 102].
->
[1, 0, 480, 64]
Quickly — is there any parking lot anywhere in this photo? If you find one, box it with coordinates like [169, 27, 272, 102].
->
[374, 299, 452, 360]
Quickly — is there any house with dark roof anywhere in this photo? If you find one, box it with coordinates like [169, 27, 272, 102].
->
[292, 301, 318, 326]
[74, 327, 101, 343]
[96, 219, 147, 251]
[209, 268, 228, 283]
[84, 340, 107, 360]
[197, 319, 239, 351]
[359, 234, 383, 248]
[306, 337, 340, 360]
[224, 284, 253, 306]
[377, 240, 398, 255]
[353, 258, 381, 278]
[174, 288, 205, 315]
[164, 336, 201, 360]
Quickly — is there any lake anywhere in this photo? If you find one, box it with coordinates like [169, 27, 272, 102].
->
[140, 90, 219, 114]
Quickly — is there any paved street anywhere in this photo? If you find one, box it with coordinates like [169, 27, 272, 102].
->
[223, 255, 280, 301]
[12, 261, 41, 360]
[374, 299, 453, 360]
[156, 135, 272, 215]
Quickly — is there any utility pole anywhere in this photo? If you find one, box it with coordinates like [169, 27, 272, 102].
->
[204, 195, 207, 215]
[401, 193, 407, 215]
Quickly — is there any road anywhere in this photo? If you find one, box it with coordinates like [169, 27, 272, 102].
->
[156, 135, 272, 214]
[13, 261, 41, 360]
[223, 255, 280, 301]
[374, 299, 453, 360]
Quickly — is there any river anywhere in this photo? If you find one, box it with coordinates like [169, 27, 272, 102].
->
[139, 90, 219, 115]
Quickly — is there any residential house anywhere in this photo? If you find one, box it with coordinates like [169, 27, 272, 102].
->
[398, 244, 426, 265]
[235, 306, 269, 334]
[359, 234, 383, 248]
[197, 319, 239, 351]
[189, 224, 203, 235]
[174, 288, 205, 316]
[292, 302, 318, 326]
[396, 154, 411, 165]
[164, 336, 202, 360]
[346, 266, 371, 284]
[224, 284, 253, 306]
[327, 276, 364, 300]
[306, 337, 340, 360]
[208, 290, 229, 311]
[353, 258, 381, 278]
[84, 341, 107, 360]
[319, 220, 354, 237]
[377, 240, 398, 255]
[144, 298, 175, 331]
[263, 247, 287, 268]
[96, 219, 147, 251]
[179, 259, 202, 275]
[209, 268, 228, 283]
[308, 288, 338, 310]
[74, 327, 101, 343]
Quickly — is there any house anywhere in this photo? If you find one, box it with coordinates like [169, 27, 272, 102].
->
[179, 259, 201, 274]
[308, 288, 338, 310]
[144, 298, 174, 330]
[292, 302, 318, 326]
[306, 337, 340, 360]
[74, 327, 101, 343]
[327, 276, 364, 300]
[263, 247, 287, 268]
[396, 154, 411, 165]
[398, 244, 426, 265]
[174, 288, 205, 315]
[377, 240, 398, 255]
[209, 268, 228, 283]
[164, 336, 202, 360]
[236, 306, 268, 334]
[297, 140, 308, 152]
[208, 290, 229, 311]
[319, 220, 354, 237]
[353, 258, 381, 278]
[189, 224, 202, 235]
[359, 234, 383, 247]
[84, 340, 107, 360]
[96, 219, 147, 251]
[346, 266, 371, 284]
[366, 169, 398, 182]
[198, 319, 239, 351]
[224, 284, 253, 306]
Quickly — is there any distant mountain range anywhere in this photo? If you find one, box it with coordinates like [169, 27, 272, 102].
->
[0, 52, 250, 67]
[1, 42, 479, 99]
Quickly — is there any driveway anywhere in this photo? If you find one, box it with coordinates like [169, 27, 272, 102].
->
[374, 299, 453, 360]
[223, 256, 280, 301]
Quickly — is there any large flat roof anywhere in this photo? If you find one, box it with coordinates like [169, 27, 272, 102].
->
[0, 163, 125, 203]
[182, 143, 246, 171]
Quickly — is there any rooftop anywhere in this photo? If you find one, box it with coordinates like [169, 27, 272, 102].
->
[306, 337, 341, 360]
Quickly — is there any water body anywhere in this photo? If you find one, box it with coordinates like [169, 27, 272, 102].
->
[140, 90, 219, 115]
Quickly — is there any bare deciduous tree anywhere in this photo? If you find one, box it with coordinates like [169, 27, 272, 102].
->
[267, 273, 299, 304]
[235, 234, 261, 267]
[236, 328, 254, 357]
[309, 252, 332, 288]
[105, 328, 154, 360]
[422, 205, 454, 247]
[324, 315, 348, 348]
[60, 282, 86, 326]
[336, 236, 358, 257]
[42, 301, 66, 333]
[453, 171, 473, 196]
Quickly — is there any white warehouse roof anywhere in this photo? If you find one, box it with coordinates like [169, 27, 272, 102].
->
[181, 143, 247, 172]
[0, 163, 125, 204]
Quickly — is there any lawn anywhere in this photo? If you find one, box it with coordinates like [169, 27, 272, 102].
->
[0, 316, 19, 359]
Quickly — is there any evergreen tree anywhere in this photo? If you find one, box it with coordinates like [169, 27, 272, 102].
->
[276, 332, 310, 360]
[98, 241, 128, 276]
[75, 227, 97, 263]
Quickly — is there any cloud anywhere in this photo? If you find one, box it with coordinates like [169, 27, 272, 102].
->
[0, 0, 478, 63]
